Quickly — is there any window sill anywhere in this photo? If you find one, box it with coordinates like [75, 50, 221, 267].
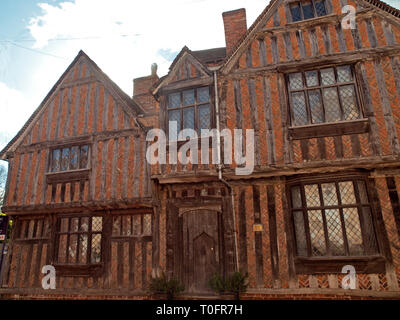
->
[294, 255, 386, 274]
[46, 169, 91, 184]
[288, 119, 369, 140]
[285, 13, 336, 26]
[53, 263, 103, 277]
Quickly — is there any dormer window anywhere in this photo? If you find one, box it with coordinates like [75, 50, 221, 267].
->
[290, 0, 327, 22]
[167, 86, 212, 139]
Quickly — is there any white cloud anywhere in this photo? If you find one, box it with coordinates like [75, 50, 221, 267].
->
[0, 82, 32, 149]
[26, 0, 268, 94]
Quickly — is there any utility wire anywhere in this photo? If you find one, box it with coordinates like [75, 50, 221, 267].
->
[0, 34, 142, 43]
[4, 40, 67, 60]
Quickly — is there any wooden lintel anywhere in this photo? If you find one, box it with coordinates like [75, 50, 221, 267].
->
[2, 198, 154, 215]
[288, 119, 370, 139]
[46, 169, 90, 184]
[226, 45, 400, 78]
[158, 77, 213, 94]
[154, 171, 219, 184]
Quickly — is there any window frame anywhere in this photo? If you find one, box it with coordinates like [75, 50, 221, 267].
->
[289, 0, 328, 22]
[53, 213, 104, 276]
[164, 86, 215, 141]
[286, 64, 365, 128]
[48, 143, 91, 174]
[286, 173, 387, 274]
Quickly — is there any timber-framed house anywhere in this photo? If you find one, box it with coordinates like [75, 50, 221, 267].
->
[1, 0, 400, 299]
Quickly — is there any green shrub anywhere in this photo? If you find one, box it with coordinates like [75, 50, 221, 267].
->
[209, 272, 226, 294]
[226, 272, 249, 299]
[208, 271, 249, 299]
[148, 273, 184, 300]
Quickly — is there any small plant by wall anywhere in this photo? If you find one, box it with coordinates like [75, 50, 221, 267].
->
[209, 272, 249, 300]
[148, 272, 185, 300]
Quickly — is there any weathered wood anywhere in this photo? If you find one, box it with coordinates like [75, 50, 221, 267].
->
[238, 189, 248, 273]
[374, 59, 400, 155]
[46, 169, 90, 184]
[262, 76, 276, 165]
[271, 36, 280, 64]
[365, 18, 378, 48]
[289, 119, 369, 140]
[296, 30, 307, 59]
[252, 185, 264, 287]
[267, 185, 280, 287]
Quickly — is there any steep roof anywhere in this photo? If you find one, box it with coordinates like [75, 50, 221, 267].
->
[0, 50, 146, 160]
[221, 0, 400, 73]
[192, 47, 226, 66]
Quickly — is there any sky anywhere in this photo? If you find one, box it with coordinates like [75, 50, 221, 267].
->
[0, 0, 400, 173]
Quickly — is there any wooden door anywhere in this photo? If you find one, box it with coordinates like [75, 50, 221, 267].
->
[182, 210, 220, 293]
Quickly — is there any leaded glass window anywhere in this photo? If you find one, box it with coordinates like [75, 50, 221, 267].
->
[50, 145, 90, 173]
[55, 215, 103, 265]
[287, 65, 362, 126]
[111, 213, 152, 237]
[167, 87, 212, 138]
[290, 178, 379, 258]
[290, 0, 327, 22]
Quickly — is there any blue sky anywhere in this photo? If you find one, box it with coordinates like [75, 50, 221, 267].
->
[0, 0, 399, 174]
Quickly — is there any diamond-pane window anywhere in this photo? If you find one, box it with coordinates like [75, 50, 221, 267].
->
[199, 105, 211, 130]
[91, 234, 102, 263]
[291, 0, 328, 22]
[55, 215, 103, 265]
[305, 184, 320, 207]
[339, 181, 356, 204]
[183, 107, 195, 130]
[337, 65, 352, 83]
[167, 86, 212, 135]
[288, 65, 361, 126]
[323, 87, 341, 122]
[183, 89, 195, 106]
[325, 209, 345, 255]
[308, 90, 324, 123]
[197, 87, 210, 103]
[168, 92, 180, 108]
[315, 0, 327, 16]
[290, 3, 302, 22]
[339, 85, 359, 120]
[292, 92, 308, 126]
[305, 71, 319, 87]
[302, 1, 315, 19]
[290, 178, 379, 258]
[321, 183, 338, 206]
[343, 207, 364, 255]
[289, 73, 304, 90]
[321, 68, 336, 85]
[308, 210, 326, 256]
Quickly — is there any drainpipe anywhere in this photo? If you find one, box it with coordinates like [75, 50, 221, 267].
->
[213, 70, 240, 273]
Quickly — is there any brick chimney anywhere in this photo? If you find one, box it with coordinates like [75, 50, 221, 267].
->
[133, 63, 159, 97]
[222, 8, 247, 55]
[133, 64, 159, 115]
